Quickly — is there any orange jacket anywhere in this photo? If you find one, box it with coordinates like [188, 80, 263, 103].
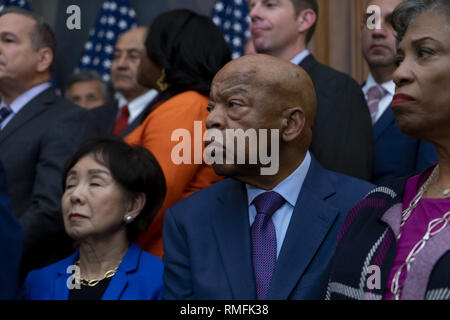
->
[125, 91, 223, 258]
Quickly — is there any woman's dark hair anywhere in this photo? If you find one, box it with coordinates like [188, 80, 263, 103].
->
[391, 0, 450, 44]
[141, 9, 231, 121]
[62, 137, 166, 242]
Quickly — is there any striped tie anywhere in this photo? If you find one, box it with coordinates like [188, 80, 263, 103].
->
[367, 85, 386, 125]
[251, 191, 285, 300]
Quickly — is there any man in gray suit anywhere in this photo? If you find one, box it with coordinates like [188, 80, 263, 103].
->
[0, 8, 95, 276]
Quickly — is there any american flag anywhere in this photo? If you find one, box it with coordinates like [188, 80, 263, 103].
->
[211, 0, 250, 59]
[0, 0, 32, 12]
[78, 0, 137, 82]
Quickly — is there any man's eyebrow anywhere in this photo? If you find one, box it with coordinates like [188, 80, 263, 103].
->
[220, 86, 250, 96]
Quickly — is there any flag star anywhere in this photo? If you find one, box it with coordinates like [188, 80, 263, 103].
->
[235, 0, 243, 4]
[224, 35, 230, 43]
[106, 31, 115, 40]
[245, 30, 251, 38]
[81, 55, 91, 65]
[104, 45, 114, 54]
[100, 16, 107, 25]
[95, 44, 102, 52]
[103, 59, 112, 69]
[224, 21, 231, 29]
[109, 2, 117, 11]
[103, 1, 110, 10]
[108, 16, 116, 25]
[246, 16, 251, 23]
[131, 23, 138, 29]
[212, 16, 221, 26]
[89, 29, 95, 36]
[214, 2, 224, 11]
[232, 37, 242, 47]
[233, 23, 242, 32]
[93, 57, 100, 66]
[118, 19, 128, 29]
[234, 10, 242, 18]
[129, 9, 136, 18]
[120, 6, 128, 15]
[84, 41, 93, 50]
[98, 30, 105, 38]
[232, 52, 241, 59]
[102, 74, 111, 82]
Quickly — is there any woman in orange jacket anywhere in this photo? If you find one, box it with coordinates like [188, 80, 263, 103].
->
[125, 9, 231, 257]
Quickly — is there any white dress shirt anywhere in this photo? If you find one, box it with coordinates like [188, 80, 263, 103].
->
[115, 89, 158, 124]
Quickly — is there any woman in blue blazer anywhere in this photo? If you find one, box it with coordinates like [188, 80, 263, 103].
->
[23, 138, 166, 300]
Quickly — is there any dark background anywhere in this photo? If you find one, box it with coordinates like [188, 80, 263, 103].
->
[30, 0, 216, 89]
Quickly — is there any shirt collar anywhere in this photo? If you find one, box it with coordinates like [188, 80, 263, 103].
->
[116, 89, 158, 120]
[7, 82, 51, 114]
[246, 151, 312, 207]
[290, 50, 310, 66]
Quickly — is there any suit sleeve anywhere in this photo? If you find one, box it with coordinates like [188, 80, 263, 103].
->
[18, 106, 96, 272]
[162, 207, 194, 299]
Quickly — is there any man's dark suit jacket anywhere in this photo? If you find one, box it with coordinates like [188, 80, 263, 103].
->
[299, 55, 373, 181]
[90, 100, 149, 138]
[162, 156, 374, 299]
[0, 87, 95, 276]
[0, 162, 22, 299]
[372, 106, 437, 184]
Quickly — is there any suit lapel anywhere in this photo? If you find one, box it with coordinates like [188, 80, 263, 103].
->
[298, 54, 317, 74]
[102, 243, 140, 300]
[54, 251, 78, 300]
[0, 88, 54, 144]
[268, 158, 339, 299]
[373, 107, 395, 141]
[211, 179, 256, 299]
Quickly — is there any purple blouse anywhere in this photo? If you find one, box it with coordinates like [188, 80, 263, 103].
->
[384, 169, 450, 300]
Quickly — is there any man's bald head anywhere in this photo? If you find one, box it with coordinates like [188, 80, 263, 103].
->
[213, 54, 316, 135]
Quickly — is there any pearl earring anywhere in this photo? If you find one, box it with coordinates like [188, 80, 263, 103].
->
[124, 215, 134, 224]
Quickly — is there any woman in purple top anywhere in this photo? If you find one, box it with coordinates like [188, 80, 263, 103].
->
[325, 0, 450, 300]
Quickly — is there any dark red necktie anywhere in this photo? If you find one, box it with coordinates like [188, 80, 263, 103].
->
[112, 105, 129, 136]
[251, 191, 285, 300]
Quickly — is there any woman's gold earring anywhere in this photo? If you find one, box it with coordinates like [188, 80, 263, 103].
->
[156, 69, 168, 91]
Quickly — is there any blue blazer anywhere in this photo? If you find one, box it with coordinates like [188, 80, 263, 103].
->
[0, 162, 22, 299]
[373, 107, 437, 184]
[162, 157, 374, 300]
[23, 242, 163, 300]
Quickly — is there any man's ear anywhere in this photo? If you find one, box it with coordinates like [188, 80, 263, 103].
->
[281, 107, 306, 142]
[36, 47, 53, 73]
[126, 192, 146, 221]
[296, 8, 317, 34]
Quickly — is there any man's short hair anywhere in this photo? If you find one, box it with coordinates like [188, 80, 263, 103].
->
[290, 0, 319, 45]
[65, 69, 112, 104]
[0, 7, 56, 72]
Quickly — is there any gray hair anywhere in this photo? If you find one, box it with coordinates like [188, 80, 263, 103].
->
[65, 69, 112, 103]
[391, 0, 450, 44]
[1, 7, 56, 72]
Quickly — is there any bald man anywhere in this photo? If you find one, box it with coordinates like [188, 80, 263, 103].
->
[162, 54, 374, 300]
[91, 27, 158, 137]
